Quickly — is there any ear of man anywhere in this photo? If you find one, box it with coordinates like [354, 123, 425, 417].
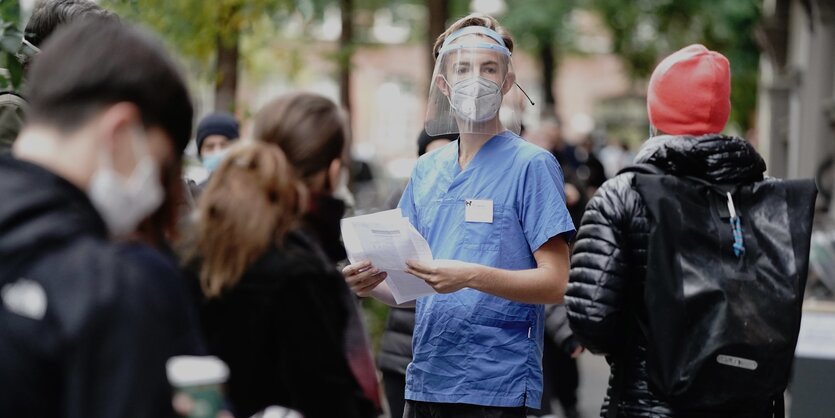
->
[94, 102, 145, 178]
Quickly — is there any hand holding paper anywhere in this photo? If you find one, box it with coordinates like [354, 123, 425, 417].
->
[341, 209, 436, 304]
[405, 259, 482, 294]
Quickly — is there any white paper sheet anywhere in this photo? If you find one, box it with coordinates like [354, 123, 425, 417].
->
[341, 209, 436, 304]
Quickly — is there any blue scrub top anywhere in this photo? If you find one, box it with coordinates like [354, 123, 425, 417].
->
[398, 131, 575, 408]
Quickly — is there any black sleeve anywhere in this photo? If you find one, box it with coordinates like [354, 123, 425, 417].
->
[565, 175, 634, 355]
[273, 263, 373, 418]
[544, 304, 578, 354]
[63, 246, 204, 418]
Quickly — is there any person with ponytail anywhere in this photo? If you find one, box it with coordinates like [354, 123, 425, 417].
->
[186, 141, 376, 418]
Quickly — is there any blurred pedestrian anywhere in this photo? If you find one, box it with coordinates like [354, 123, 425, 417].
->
[525, 123, 585, 418]
[196, 112, 240, 174]
[566, 44, 816, 418]
[0, 0, 116, 153]
[598, 138, 633, 180]
[573, 135, 607, 198]
[186, 111, 241, 201]
[343, 13, 575, 417]
[537, 305, 584, 418]
[378, 128, 455, 418]
[526, 120, 586, 226]
[0, 18, 197, 417]
[186, 142, 376, 418]
[253, 92, 381, 414]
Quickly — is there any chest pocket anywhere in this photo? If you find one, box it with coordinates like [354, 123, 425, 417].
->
[417, 200, 505, 253]
[463, 202, 504, 252]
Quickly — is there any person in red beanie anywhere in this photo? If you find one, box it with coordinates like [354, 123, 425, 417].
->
[564, 44, 815, 418]
[647, 44, 731, 136]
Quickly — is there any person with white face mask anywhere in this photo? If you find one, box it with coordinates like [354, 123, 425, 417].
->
[342, 13, 575, 418]
[195, 112, 240, 174]
[0, 19, 203, 418]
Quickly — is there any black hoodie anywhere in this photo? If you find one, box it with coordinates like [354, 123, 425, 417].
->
[0, 156, 201, 418]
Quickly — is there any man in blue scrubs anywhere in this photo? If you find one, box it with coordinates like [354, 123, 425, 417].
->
[344, 13, 574, 418]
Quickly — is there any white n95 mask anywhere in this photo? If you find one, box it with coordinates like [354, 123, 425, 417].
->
[88, 129, 164, 236]
[449, 76, 503, 123]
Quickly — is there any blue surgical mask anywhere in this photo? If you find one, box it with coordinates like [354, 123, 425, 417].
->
[202, 151, 227, 173]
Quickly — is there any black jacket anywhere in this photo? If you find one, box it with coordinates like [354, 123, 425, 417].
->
[195, 230, 376, 418]
[378, 307, 415, 375]
[566, 135, 773, 417]
[0, 156, 201, 418]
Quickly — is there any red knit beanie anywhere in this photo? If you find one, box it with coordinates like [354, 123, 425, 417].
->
[647, 44, 731, 136]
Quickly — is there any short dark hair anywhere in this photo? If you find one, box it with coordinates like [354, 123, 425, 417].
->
[25, 18, 194, 154]
[24, 0, 116, 47]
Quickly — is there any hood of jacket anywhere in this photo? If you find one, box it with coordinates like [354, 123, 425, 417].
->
[635, 134, 766, 184]
[0, 156, 107, 260]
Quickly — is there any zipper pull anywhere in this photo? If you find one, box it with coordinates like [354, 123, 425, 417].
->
[726, 192, 745, 257]
[726, 192, 737, 219]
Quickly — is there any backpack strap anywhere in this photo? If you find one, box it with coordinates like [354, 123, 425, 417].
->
[617, 163, 665, 176]
[774, 393, 785, 418]
[620, 163, 741, 199]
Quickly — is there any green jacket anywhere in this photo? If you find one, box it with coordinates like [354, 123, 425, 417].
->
[0, 91, 25, 154]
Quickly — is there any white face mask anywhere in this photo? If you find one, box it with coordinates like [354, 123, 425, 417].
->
[87, 128, 164, 237]
[448, 76, 503, 122]
[201, 149, 228, 174]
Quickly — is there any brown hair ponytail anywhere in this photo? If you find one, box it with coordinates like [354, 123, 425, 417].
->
[193, 141, 306, 298]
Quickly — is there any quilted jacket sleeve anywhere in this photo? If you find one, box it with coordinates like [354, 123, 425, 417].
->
[566, 174, 636, 355]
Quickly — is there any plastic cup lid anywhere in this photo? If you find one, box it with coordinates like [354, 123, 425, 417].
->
[166, 355, 229, 387]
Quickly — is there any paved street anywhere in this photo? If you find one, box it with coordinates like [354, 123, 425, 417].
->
[540, 353, 610, 418]
[576, 354, 610, 418]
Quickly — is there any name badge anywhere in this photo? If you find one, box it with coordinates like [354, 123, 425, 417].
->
[465, 199, 493, 223]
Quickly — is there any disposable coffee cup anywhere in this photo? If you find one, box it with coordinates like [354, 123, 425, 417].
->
[167, 356, 229, 418]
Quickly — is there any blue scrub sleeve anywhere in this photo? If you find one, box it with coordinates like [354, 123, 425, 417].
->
[519, 154, 576, 252]
[397, 178, 419, 228]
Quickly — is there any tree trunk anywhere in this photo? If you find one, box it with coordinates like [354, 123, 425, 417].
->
[426, 0, 448, 73]
[539, 40, 557, 119]
[339, 0, 353, 113]
[214, 30, 239, 113]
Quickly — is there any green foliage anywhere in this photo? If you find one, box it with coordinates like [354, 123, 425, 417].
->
[103, 0, 293, 66]
[586, 0, 762, 131]
[360, 298, 390, 354]
[501, 0, 578, 53]
[0, 0, 23, 91]
[446, 0, 472, 21]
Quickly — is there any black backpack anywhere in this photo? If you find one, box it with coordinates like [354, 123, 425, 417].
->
[614, 164, 817, 413]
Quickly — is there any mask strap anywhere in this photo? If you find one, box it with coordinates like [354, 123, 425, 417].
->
[123, 126, 155, 187]
[515, 82, 535, 106]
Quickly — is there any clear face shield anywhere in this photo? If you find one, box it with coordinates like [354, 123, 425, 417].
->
[425, 27, 524, 137]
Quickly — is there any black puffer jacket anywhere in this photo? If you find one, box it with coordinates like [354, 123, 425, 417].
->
[378, 307, 415, 375]
[566, 135, 774, 418]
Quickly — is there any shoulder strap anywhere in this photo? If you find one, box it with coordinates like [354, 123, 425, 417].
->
[774, 393, 785, 418]
[620, 163, 736, 196]
[0, 91, 27, 108]
[617, 163, 664, 176]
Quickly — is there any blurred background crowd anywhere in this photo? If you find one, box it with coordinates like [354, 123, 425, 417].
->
[1, 0, 833, 417]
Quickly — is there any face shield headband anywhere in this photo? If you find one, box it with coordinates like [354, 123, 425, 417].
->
[440, 26, 510, 54]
